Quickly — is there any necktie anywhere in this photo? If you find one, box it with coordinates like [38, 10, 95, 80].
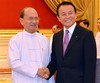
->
[63, 30, 69, 55]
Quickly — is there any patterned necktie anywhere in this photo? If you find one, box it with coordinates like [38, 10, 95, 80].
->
[63, 30, 69, 55]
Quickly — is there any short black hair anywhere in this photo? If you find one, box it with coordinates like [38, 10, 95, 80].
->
[80, 19, 89, 27]
[56, 1, 76, 16]
[20, 10, 24, 18]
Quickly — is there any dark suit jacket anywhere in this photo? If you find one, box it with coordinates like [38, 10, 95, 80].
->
[47, 24, 96, 83]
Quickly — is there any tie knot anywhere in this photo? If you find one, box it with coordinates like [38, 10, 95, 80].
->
[66, 30, 69, 34]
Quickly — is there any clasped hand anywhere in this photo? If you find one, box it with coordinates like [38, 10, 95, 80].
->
[37, 67, 50, 79]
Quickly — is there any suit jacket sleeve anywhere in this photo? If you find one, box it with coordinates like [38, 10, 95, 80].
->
[47, 34, 57, 79]
[83, 31, 96, 83]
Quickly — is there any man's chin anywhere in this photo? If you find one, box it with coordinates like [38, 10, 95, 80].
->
[30, 26, 36, 28]
[64, 24, 72, 28]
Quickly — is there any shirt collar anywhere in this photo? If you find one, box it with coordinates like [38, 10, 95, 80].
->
[63, 22, 76, 35]
[23, 30, 37, 37]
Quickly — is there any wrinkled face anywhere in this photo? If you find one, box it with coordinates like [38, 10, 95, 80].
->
[97, 19, 100, 31]
[57, 5, 77, 29]
[20, 8, 39, 33]
[80, 22, 87, 28]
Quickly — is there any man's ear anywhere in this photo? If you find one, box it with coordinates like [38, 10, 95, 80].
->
[57, 16, 61, 22]
[75, 13, 77, 19]
[19, 18, 24, 26]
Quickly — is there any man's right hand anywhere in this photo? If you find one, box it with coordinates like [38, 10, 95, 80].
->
[37, 67, 50, 79]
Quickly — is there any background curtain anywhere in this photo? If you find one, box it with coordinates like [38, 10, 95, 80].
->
[94, 0, 100, 36]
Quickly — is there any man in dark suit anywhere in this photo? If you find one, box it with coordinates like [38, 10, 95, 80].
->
[38, 1, 96, 83]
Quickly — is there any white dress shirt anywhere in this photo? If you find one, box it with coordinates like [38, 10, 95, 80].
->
[95, 32, 100, 58]
[63, 22, 76, 42]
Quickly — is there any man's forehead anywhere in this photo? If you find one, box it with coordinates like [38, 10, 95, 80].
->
[24, 9, 38, 17]
[25, 8, 37, 14]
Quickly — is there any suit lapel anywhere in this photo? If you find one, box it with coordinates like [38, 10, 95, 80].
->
[57, 30, 63, 57]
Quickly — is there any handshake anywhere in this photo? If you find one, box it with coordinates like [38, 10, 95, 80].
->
[37, 67, 50, 79]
